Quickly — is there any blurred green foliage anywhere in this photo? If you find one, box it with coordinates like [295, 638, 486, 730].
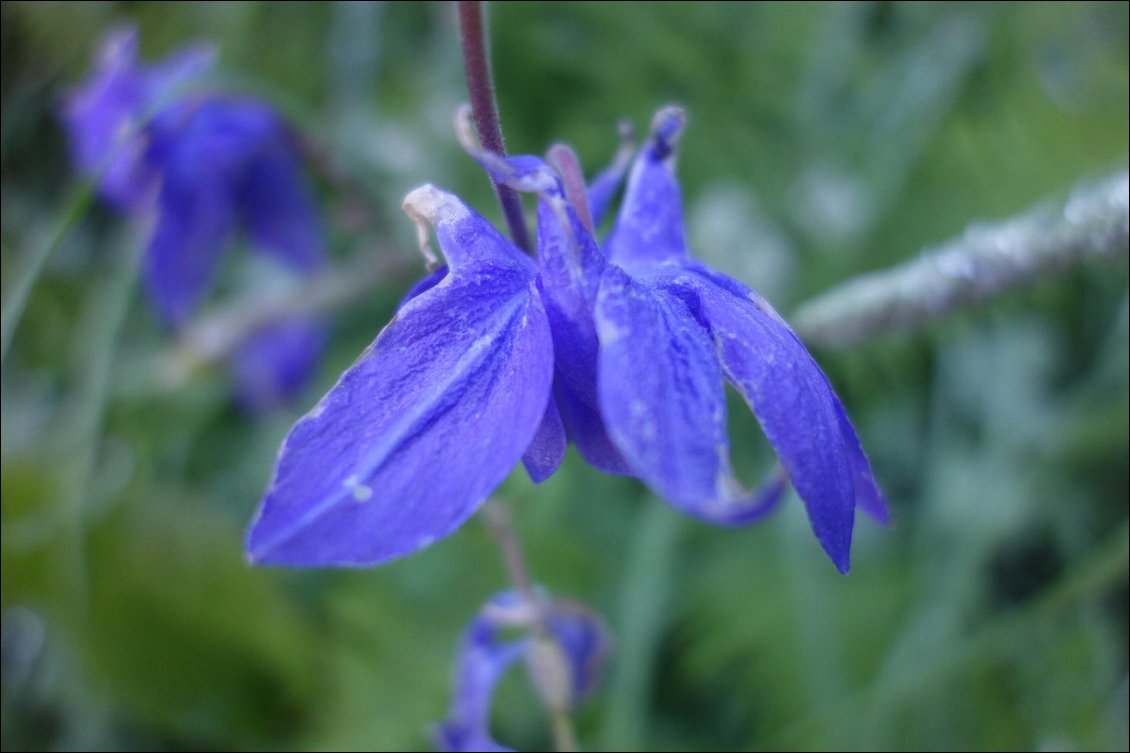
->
[2, 2, 1127, 751]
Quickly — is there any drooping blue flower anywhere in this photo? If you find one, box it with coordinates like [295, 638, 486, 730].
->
[435, 591, 610, 753]
[595, 108, 889, 572]
[62, 26, 328, 411]
[467, 107, 889, 572]
[246, 105, 886, 571]
[141, 96, 326, 325]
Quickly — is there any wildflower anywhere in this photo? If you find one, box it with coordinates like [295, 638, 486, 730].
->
[599, 108, 890, 572]
[436, 591, 610, 753]
[60, 26, 213, 211]
[247, 105, 886, 572]
[461, 107, 889, 573]
[62, 26, 327, 410]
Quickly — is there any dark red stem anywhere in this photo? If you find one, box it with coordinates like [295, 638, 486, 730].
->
[457, 1, 532, 253]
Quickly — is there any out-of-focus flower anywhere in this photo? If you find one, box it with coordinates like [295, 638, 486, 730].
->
[60, 26, 213, 211]
[435, 591, 610, 753]
[229, 318, 329, 414]
[141, 96, 325, 325]
[62, 26, 327, 411]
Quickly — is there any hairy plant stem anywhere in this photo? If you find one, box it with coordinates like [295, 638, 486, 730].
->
[457, 1, 532, 253]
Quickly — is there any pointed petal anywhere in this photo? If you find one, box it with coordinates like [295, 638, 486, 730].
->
[522, 395, 566, 484]
[402, 184, 533, 275]
[437, 598, 529, 753]
[594, 265, 730, 509]
[532, 202, 632, 475]
[596, 266, 796, 524]
[834, 400, 891, 525]
[229, 317, 327, 413]
[247, 190, 550, 567]
[144, 157, 234, 324]
[241, 147, 325, 272]
[668, 269, 858, 572]
[61, 26, 153, 210]
[146, 42, 215, 103]
[605, 107, 689, 272]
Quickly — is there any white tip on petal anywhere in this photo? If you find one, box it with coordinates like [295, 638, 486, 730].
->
[402, 183, 469, 267]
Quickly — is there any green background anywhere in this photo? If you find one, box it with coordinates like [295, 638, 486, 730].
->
[2, 2, 1127, 750]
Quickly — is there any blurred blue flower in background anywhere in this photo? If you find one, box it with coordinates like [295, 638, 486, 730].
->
[436, 590, 609, 753]
[60, 26, 213, 212]
[61, 25, 328, 410]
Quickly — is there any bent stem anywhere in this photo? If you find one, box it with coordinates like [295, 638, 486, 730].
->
[482, 500, 579, 753]
[457, 0, 532, 253]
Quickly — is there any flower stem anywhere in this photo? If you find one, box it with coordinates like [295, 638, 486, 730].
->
[482, 499, 579, 752]
[456, 1, 532, 253]
[481, 498, 534, 598]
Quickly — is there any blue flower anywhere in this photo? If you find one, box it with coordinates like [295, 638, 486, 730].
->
[246, 106, 887, 572]
[435, 591, 610, 753]
[60, 26, 214, 211]
[463, 107, 889, 573]
[62, 27, 327, 411]
[594, 108, 890, 572]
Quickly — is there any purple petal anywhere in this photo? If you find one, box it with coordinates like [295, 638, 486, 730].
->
[594, 265, 731, 509]
[241, 146, 325, 272]
[458, 122, 633, 476]
[455, 106, 563, 197]
[532, 202, 632, 475]
[144, 153, 234, 324]
[145, 43, 215, 103]
[61, 27, 217, 211]
[437, 600, 529, 753]
[595, 265, 791, 524]
[397, 265, 449, 309]
[247, 188, 552, 566]
[60, 27, 153, 210]
[544, 600, 612, 703]
[586, 122, 635, 229]
[143, 99, 300, 323]
[834, 399, 891, 525]
[605, 107, 689, 272]
[708, 470, 789, 527]
[229, 317, 327, 413]
[522, 395, 567, 484]
[670, 269, 858, 572]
